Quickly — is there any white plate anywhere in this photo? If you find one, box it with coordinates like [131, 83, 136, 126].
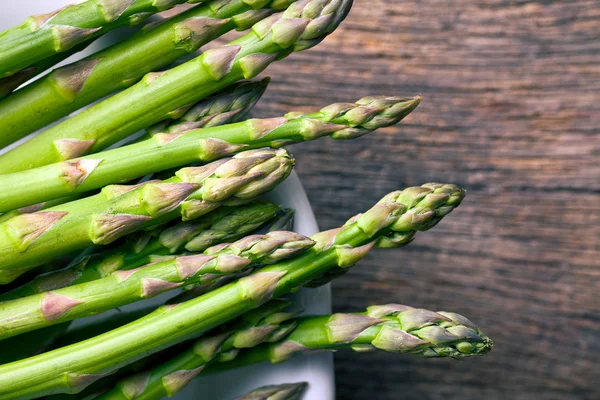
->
[0, 2, 334, 398]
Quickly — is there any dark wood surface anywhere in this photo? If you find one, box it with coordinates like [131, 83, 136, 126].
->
[249, 1, 599, 399]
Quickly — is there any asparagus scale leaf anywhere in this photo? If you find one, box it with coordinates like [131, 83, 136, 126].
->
[0, 39, 96, 101]
[0, 0, 354, 173]
[0, 95, 420, 213]
[0, 148, 294, 281]
[0, 183, 464, 399]
[0, 0, 295, 145]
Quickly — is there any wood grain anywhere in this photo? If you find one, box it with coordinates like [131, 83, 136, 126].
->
[248, 1, 600, 398]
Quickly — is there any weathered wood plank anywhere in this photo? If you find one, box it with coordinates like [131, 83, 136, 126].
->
[247, 0, 600, 398]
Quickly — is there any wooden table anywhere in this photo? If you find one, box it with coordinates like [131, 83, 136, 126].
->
[250, 1, 599, 398]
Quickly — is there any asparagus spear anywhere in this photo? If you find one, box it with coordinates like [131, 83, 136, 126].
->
[0, 0, 201, 79]
[0, 0, 353, 173]
[0, 201, 281, 301]
[0, 79, 269, 285]
[152, 207, 296, 303]
[42, 206, 295, 394]
[0, 178, 282, 365]
[99, 302, 490, 400]
[0, 148, 294, 281]
[235, 383, 307, 400]
[0, 95, 419, 213]
[0, 202, 283, 365]
[0, 183, 465, 399]
[213, 303, 494, 368]
[0, 0, 293, 145]
[0, 78, 268, 227]
[96, 299, 301, 400]
[0, 230, 314, 339]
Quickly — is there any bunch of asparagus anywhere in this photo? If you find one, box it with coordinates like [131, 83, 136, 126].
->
[0, 0, 492, 399]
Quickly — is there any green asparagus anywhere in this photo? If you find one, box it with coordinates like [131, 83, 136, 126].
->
[0, 183, 465, 398]
[0, 95, 420, 213]
[96, 299, 301, 400]
[235, 383, 308, 400]
[161, 207, 297, 303]
[0, 148, 294, 281]
[145, 78, 271, 137]
[213, 303, 494, 369]
[0, 201, 281, 301]
[258, 208, 295, 233]
[99, 302, 490, 400]
[0, 0, 201, 79]
[0, 78, 270, 285]
[0, 77, 268, 227]
[0, 0, 353, 173]
[0, 0, 294, 145]
[41, 206, 295, 393]
[0, 230, 314, 339]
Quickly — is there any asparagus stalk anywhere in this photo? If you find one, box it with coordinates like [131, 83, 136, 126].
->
[0, 230, 314, 339]
[0, 323, 70, 365]
[0, 95, 419, 213]
[0, 201, 281, 301]
[0, 183, 465, 399]
[0, 0, 353, 173]
[0, 0, 293, 145]
[0, 0, 201, 79]
[0, 148, 294, 281]
[99, 302, 490, 400]
[235, 383, 307, 400]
